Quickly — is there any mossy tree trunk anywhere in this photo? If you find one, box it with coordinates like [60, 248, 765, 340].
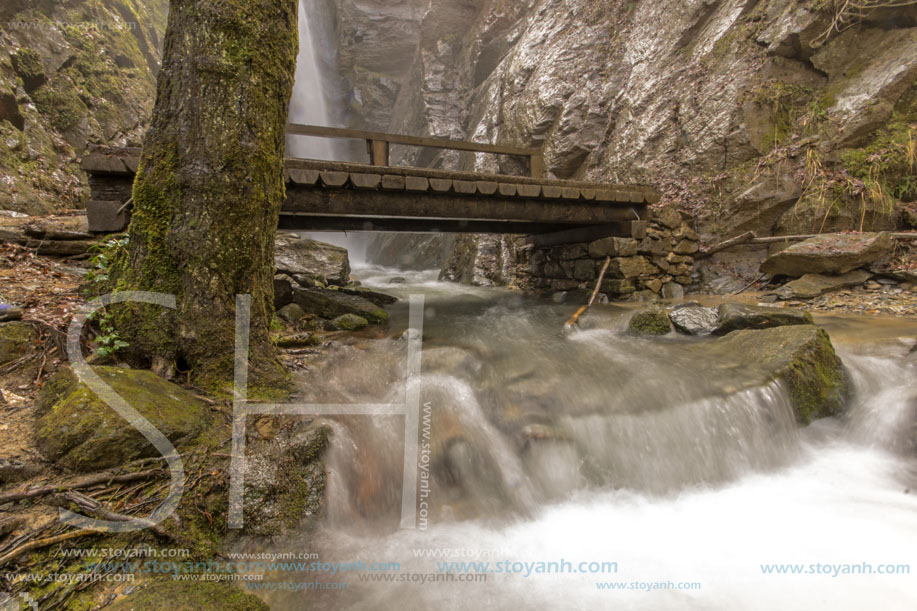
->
[112, 0, 298, 390]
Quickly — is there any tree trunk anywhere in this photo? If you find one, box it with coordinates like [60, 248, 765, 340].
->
[112, 0, 297, 391]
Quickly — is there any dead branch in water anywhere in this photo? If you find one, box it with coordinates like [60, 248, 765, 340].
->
[566, 256, 611, 328]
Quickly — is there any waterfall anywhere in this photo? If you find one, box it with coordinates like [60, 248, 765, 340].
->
[287, 0, 337, 161]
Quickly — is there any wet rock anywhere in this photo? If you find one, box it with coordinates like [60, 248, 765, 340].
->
[34, 367, 215, 472]
[661, 282, 684, 300]
[331, 314, 369, 331]
[588, 237, 638, 258]
[276, 303, 305, 325]
[335, 286, 399, 307]
[713, 303, 813, 336]
[627, 307, 672, 335]
[667, 303, 718, 336]
[273, 274, 297, 308]
[389, 277, 407, 284]
[761, 233, 894, 277]
[710, 325, 850, 424]
[274, 234, 351, 286]
[769, 270, 872, 300]
[0, 321, 34, 365]
[423, 347, 482, 377]
[291, 286, 388, 325]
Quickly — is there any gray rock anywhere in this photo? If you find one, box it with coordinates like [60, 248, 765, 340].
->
[291, 286, 388, 325]
[667, 303, 718, 336]
[713, 303, 814, 336]
[661, 282, 684, 300]
[761, 233, 894, 277]
[275, 234, 351, 286]
[769, 270, 872, 300]
[389, 277, 407, 284]
[334, 286, 399, 307]
[276, 303, 305, 325]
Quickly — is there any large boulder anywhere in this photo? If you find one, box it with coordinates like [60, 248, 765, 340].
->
[704, 325, 851, 424]
[712, 303, 813, 336]
[34, 367, 215, 472]
[761, 233, 894, 277]
[769, 270, 872, 300]
[274, 234, 351, 286]
[291, 287, 388, 325]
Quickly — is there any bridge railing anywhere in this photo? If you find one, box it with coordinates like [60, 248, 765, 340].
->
[286, 123, 545, 179]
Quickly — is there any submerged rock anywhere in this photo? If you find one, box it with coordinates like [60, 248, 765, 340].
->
[761, 233, 894, 277]
[707, 325, 851, 424]
[627, 307, 672, 335]
[274, 234, 351, 286]
[712, 303, 813, 336]
[667, 303, 718, 336]
[769, 270, 872, 300]
[34, 367, 215, 472]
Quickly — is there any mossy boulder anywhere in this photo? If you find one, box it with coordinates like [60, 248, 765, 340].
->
[712, 303, 814, 335]
[107, 581, 268, 611]
[274, 234, 351, 287]
[291, 286, 389, 325]
[627, 307, 672, 335]
[0, 321, 36, 365]
[35, 367, 215, 472]
[331, 313, 369, 331]
[710, 325, 851, 424]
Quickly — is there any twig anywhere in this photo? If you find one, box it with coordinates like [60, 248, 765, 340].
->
[0, 529, 100, 567]
[566, 257, 612, 328]
[116, 197, 133, 216]
[0, 469, 163, 506]
[732, 273, 768, 295]
[44, 491, 172, 539]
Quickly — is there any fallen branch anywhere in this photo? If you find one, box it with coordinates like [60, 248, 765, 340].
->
[695, 231, 756, 259]
[0, 528, 100, 568]
[566, 257, 612, 328]
[0, 469, 163, 506]
[44, 492, 172, 539]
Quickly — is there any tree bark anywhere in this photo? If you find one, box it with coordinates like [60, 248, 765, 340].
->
[112, 0, 297, 390]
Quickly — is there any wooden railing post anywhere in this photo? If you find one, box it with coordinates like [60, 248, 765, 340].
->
[367, 139, 390, 166]
[530, 153, 545, 179]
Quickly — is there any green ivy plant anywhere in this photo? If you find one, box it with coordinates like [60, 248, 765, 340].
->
[85, 237, 131, 357]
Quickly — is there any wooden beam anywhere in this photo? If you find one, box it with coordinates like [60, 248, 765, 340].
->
[283, 188, 644, 225]
[287, 123, 539, 158]
[278, 215, 588, 235]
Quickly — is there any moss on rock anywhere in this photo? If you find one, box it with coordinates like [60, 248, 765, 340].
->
[107, 580, 269, 611]
[627, 307, 671, 335]
[711, 325, 850, 424]
[34, 367, 215, 472]
[0, 321, 36, 365]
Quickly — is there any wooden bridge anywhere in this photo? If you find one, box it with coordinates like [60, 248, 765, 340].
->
[82, 125, 658, 246]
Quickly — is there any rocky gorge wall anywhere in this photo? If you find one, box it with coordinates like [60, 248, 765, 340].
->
[0, 0, 168, 214]
[321, 0, 917, 289]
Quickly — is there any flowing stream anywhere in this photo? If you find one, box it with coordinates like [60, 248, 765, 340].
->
[251, 265, 917, 611]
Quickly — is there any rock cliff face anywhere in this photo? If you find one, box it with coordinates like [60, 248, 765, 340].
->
[322, 0, 917, 287]
[0, 0, 168, 214]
